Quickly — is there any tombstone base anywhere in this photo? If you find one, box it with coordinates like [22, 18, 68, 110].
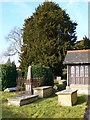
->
[33, 86, 52, 98]
[56, 89, 77, 106]
[7, 94, 38, 106]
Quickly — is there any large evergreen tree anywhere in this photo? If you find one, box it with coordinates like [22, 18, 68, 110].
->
[74, 36, 90, 49]
[20, 1, 77, 76]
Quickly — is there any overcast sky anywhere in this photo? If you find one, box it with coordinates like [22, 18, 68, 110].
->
[0, 1, 89, 66]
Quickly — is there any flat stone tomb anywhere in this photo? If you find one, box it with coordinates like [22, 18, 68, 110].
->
[56, 89, 77, 106]
[7, 94, 38, 106]
[33, 86, 52, 98]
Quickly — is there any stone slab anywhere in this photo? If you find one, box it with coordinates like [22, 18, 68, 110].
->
[7, 94, 38, 106]
[56, 89, 78, 95]
[33, 86, 52, 90]
[4, 87, 17, 92]
[56, 89, 77, 106]
[33, 86, 52, 98]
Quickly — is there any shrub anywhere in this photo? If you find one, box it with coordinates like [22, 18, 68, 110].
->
[17, 70, 25, 78]
[24, 64, 53, 86]
[62, 68, 67, 79]
[1, 63, 17, 90]
[54, 82, 66, 91]
[0, 67, 2, 91]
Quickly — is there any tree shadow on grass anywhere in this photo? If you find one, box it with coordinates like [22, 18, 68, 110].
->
[77, 95, 87, 105]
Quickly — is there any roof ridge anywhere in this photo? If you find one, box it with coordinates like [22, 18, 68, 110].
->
[67, 49, 90, 53]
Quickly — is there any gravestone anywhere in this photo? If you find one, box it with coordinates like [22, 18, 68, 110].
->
[56, 89, 77, 106]
[56, 76, 61, 84]
[26, 66, 33, 94]
[33, 86, 52, 98]
[7, 66, 38, 106]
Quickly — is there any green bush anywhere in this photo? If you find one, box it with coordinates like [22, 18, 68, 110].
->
[54, 82, 66, 91]
[0, 67, 2, 91]
[17, 70, 25, 78]
[32, 64, 54, 86]
[62, 68, 67, 79]
[17, 66, 27, 78]
[1, 63, 17, 90]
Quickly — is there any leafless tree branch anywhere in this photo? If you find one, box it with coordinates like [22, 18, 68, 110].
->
[4, 27, 23, 57]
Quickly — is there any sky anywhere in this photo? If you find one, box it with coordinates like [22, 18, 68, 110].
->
[0, 0, 89, 66]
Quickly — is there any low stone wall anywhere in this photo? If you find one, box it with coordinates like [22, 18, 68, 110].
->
[33, 86, 52, 98]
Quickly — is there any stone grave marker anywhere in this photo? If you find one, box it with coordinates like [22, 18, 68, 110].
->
[7, 66, 38, 106]
[26, 66, 33, 94]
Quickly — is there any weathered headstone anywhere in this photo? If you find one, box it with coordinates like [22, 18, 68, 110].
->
[26, 66, 33, 94]
[56, 76, 61, 84]
[7, 66, 39, 106]
[33, 86, 52, 98]
[56, 89, 78, 106]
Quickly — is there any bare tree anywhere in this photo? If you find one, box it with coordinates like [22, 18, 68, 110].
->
[4, 27, 23, 56]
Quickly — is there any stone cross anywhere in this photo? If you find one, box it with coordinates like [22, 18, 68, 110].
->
[26, 66, 33, 94]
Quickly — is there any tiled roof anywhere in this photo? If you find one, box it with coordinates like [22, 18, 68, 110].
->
[63, 49, 90, 64]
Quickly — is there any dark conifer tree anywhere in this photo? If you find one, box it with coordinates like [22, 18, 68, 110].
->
[20, 1, 77, 76]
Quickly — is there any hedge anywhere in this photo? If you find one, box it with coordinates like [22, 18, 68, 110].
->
[62, 68, 67, 79]
[32, 64, 54, 86]
[17, 70, 25, 78]
[22, 64, 54, 86]
[0, 67, 2, 90]
[1, 63, 17, 90]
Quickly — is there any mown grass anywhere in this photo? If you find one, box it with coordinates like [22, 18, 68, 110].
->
[1, 91, 87, 119]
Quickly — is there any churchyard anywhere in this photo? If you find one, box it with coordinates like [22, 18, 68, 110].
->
[1, 91, 87, 119]
[1, 1, 90, 119]
[0, 49, 90, 119]
[0, 64, 88, 119]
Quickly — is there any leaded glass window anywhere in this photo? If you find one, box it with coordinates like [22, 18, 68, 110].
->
[71, 66, 75, 77]
[85, 66, 88, 77]
[80, 66, 84, 77]
[76, 66, 79, 77]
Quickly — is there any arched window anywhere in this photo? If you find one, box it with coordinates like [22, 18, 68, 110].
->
[80, 66, 84, 77]
[71, 66, 75, 77]
[85, 66, 88, 77]
[76, 66, 79, 77]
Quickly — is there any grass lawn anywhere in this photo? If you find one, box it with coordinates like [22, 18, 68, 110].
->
[1, 91, 87, 119]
